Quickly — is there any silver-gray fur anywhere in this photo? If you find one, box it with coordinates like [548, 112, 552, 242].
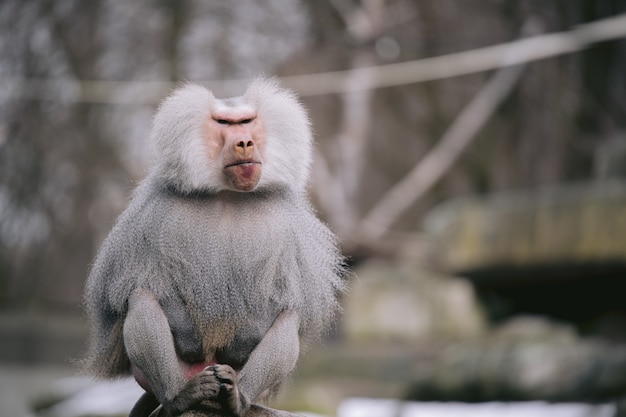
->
[83, 79, 345, 417]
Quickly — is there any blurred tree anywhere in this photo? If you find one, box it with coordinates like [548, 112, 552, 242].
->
[287, 0, 626, 257]
[1, 0, 625, 311]
[0, 0, 125, 310]
[0, 0, 308, 311]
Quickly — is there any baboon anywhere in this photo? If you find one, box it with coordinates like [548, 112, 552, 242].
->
[84, 79, 346, 417]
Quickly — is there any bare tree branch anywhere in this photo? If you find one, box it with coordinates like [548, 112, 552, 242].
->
[310, 148, 353, 235]
[285, 12, 626, 95]
[312, 0, 385, 235]
[357, 19, 541, 241]
[3, 13, 626, 103]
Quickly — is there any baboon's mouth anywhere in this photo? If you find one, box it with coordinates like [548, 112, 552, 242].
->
[224, 160, 261, 169]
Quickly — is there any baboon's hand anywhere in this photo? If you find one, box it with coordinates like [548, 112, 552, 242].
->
[163, 368, 220, 415]
[210, 364, 249, 416]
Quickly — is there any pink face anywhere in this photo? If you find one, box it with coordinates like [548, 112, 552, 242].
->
[204, 108, 266, 192]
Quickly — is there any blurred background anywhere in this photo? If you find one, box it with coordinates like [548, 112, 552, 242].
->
[1, 1, 626, 416]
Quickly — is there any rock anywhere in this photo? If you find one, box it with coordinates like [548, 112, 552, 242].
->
[343, 260, 487, 342]
[491, 315, 578, 342]
[421, 181, 626, 325]
[284, 316, 626, 410]
[423, 180, 626, 272]
[404, 317, 626, 402]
